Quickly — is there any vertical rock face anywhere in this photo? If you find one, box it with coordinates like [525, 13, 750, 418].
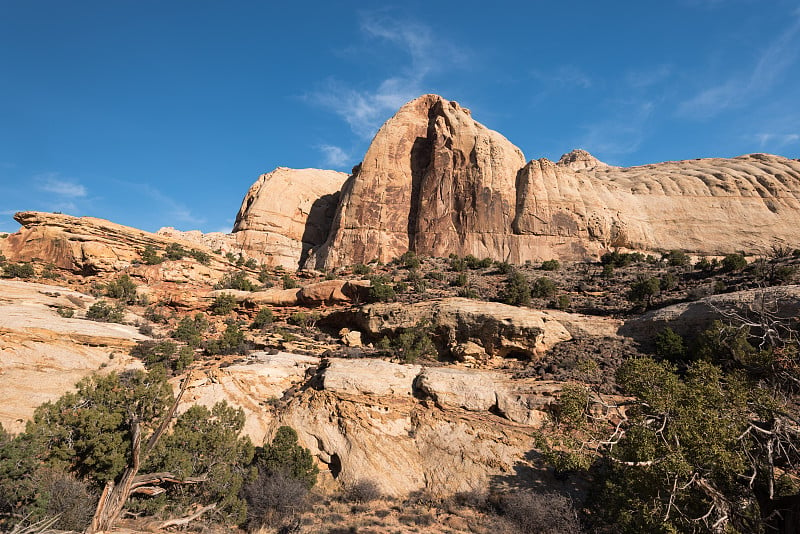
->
[232, 167, 349, 268]
[305, 94, 800, 269]
[307, 95, 526, 269]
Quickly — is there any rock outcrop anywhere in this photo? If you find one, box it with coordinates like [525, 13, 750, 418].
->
[232, 167, 349, 268]
[0, 280, 145, 433]
[1, 211, 229, 281]
[620, 285, 800, 342]
[335, 297, 577, 358]
[303, 94, 800, 269]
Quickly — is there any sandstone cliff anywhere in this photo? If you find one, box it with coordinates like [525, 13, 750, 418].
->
[299, 94, 800, 269]
[232, 167, 349, 268]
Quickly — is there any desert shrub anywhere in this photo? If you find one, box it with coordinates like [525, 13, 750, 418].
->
[2, 262, 35, 279]
[171, 313, 208, 347]
[601, 264, 614, 278]
[721, 252, 747, 272]
[287, 311, 320, 330]
[663, 249, 690, 267]
[40, 264, 60, 280]
[695, 257, 714, 272]
[406, 270, 427, 293]
[243, 470, 309, 531]
[464, 255, 493, 269]
[215, 270, 256, 291]
[163, 242, 187, 261]
[56, 306, 74, 318]
[425, 270, 445, 281]
[531, 276, 557, 298]
[130, 340, 178, 370]
[452, 272, 469, 287]
[352, 263, 372, 275]
[552, 294, 570, 310]
[204, 323, 247, 355]
[501, 271, 531, 306]
[494, 261, 513, 274]
[86, 301, 125, 323]
[281, 273, 298, 289]
[142, 402, 254, 524]
[210, 292, 238, 315]
[627, 276, 660, 308]
[251, 308, 274, 329]
[105, 274, 138, 303]
[30, 468, 96, 531]
[346, 479, 383, 503]
[244, 257, 258, 269]
[659, 271, 677, 291]
[188, 248, 210, 265]
[139, 245, 163, 265]
[387, 322, 437, 363]
[457, 287, 481, 299]
[653, 327, 686, 362]
[175, 346, 194, 371]
[367, 275, 396, 303]
[254, 426, 318, 490]
[540, 259, 560, 271]
[449, 256, 467, 272]
[493, 491, 583, 534]
[398, 251, 421, 269]
[225, 252, 236, 263]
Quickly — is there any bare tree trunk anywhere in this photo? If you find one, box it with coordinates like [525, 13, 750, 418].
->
[85, 376, 189, 533]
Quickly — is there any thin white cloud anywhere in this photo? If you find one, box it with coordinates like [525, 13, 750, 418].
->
[36, 173, 87, 198]
[578, 101, 655, 161]
[117, 180, 205, 227]
[307, 13, 469, 139]
[754, 132, 800, 149]
[679, 13, 800, 118]
[531, 65, 592, 89]
[318, 144, 351, 168]
[0, 209, 20, 216]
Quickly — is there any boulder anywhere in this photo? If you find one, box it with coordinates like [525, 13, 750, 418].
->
[415, 368, 501, 411]
[345, 297, 573, 358]
[320, 359, 421, 397]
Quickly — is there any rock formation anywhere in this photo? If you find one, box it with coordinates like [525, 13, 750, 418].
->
[232, 167, 349, 268]
[299, 94, 800, 269]
[0, 280, 145, 433]
[1, 211, 228, 279]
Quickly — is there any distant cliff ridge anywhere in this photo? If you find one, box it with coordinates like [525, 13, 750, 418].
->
[5, 94, 800, 271]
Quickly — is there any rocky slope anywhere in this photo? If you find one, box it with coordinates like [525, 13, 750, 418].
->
[0, 280, 145, 433]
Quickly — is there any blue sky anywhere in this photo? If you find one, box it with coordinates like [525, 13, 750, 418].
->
[1, 0, 799, 234]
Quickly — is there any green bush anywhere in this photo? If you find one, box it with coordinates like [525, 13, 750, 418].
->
[663, 249, 690, 267]
[464, 255, 493, 270]
[210, 293, 238, 315]
[188, 249, 211, 265]
[653, 327, 686, 362]
[659, 271, 677, 291]
[494, 261, 513, 274]
[281, 273, 298, 289]
[367, 275, 396, 303]
[540, 259, 560, 271]
[2, 262, 35, 279]
[398, 251, 421, 270]
[253, 426, 318, 490]
[287, 311, 320, 330]
[139, 245, 163, 265]
[244, 257, 258, 270]
[449, 256, 467, 272]
[531, 276, 557, 299]
[164, 242, 187, 261]
[251, 308, 274, 329]
[56, 307, 74, 318]
[216, 271, 256, 291]
[452, 272, 469, 287]
[130, 340, 178, 370]
[86, 301, 125, 323]
[204, 323, 247, 355]
[627, 276, 660, 308]
[721, 253, 747, 272]
[383, 322, 437, 363]
[501, 271, 531, 306]
[105, 274, 138, 304]
[171, 313, 208, 347]
[352, 263, 372, 275]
